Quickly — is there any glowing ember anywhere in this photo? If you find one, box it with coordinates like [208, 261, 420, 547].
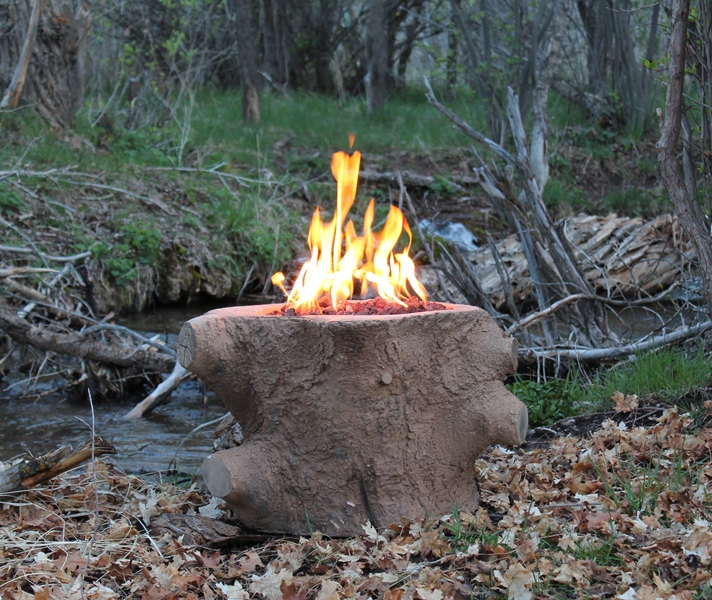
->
[271, 142, 427, 314]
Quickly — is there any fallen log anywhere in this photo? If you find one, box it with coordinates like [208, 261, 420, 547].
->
[359, 169, 479, 192]
[0, 299, 175, 373]
[0, 437, 117, 494]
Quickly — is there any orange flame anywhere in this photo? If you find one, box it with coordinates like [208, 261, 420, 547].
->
[271, 147, 427, 313]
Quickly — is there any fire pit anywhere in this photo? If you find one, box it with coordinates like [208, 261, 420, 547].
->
[177, 141, 527, 535]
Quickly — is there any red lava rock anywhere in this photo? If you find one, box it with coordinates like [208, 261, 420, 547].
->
[270, 297, 449, 317]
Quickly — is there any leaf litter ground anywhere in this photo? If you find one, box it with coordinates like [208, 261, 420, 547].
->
[1, 408, 711, 599]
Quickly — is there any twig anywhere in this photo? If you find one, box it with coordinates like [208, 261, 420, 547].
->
[0, 244, 91, 263]
[140, 165, 258, 187]
[526, 321, 712, 360]
[397, 172, 455, 303]
[167, 412, 231, 471]
[63, 180, 175, 215]
[507, 285, 683, 335]
[0, 267, 60, 277]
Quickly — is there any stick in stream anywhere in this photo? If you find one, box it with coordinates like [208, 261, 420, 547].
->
[0, 437, 117, 494]
[124, 361, 192, 420]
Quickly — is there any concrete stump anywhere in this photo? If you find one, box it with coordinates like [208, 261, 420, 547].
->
[177, 303, 527, 536]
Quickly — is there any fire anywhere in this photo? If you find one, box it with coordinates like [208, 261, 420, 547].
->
[271, 145, 427, 314]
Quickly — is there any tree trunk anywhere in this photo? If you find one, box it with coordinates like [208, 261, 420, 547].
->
[0, 0, 91, 128]
[658, 0, 712, 317]
[233, 0, 260, 122]
[366, 0, 389, 113]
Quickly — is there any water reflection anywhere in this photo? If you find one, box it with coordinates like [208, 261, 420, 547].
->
[0, 379, 225, 475]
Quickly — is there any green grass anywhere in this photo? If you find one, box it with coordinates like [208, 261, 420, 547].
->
[189, 88, 489, 167]
[543, 179, 593, 216]
[602, 186, 670, 218]
[509, 345, 712, 427]
[593, 344, 711, 401]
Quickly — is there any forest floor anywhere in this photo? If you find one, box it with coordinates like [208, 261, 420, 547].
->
[1, 399, 710, 599]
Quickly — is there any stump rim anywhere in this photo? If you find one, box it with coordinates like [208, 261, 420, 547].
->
[200, 301, 482, 322]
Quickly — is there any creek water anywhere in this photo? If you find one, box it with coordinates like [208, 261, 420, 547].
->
[0, 303, 238, 477]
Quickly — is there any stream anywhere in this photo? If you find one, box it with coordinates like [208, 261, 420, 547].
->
[0, 303, 235, 477]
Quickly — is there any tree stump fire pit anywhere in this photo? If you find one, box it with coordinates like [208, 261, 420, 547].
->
[177, 302, 527, 536]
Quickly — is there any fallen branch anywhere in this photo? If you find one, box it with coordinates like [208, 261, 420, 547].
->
[0, 244, 91, 263]
[524, 320, 712, 361]
[123, 361, 191, 420]
[0, 437, 116, 494]
[360, 169, 479, 192]
[0, 299, 174, 372]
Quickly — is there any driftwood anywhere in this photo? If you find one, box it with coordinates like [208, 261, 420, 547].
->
[179, 303, 527, 536]
[0, 437, 116, 494]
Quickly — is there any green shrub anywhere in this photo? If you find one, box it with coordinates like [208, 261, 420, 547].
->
[508, 373, 584, 427]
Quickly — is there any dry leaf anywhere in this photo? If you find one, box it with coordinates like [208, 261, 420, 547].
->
[612, 391, 639, 412]
[238, 550, 263, 573]
[503, 563, 533, 600]
[315, 580, 340, 600]
[278, 581, 307, 600]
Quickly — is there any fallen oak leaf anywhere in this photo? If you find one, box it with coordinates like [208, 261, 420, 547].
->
[577, 509, 622, 534]
[238, 550, 263, 573]
[503, 562, 534, 600]
[315, 580, 341, 600]
[216, 581, 249, 599]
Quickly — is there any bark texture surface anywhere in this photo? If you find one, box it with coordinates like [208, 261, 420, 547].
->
[178, 303, 526, 536]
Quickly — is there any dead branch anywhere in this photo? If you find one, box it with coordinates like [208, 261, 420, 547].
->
[0, 0, 42, 109]
[123, 361, 191, 420]
[524, 321, 712, 362]
[0, 299, 174, 372]
[0, 244, 91, 263]
[0, 437, 116, 494]
[657, 0, 712, 317]
[423, 77, 516, 164]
